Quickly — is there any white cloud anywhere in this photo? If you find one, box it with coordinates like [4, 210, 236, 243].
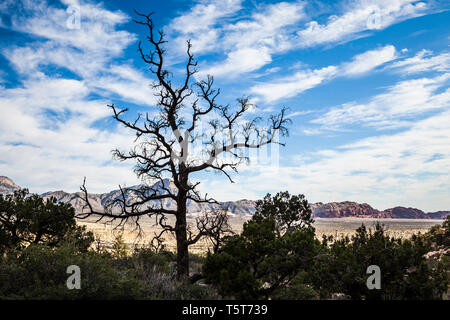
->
[170, 0, 243, 34]
[198, 47, 272, 78]
[221, 1, 305, 52]
[198, 109, 450, 212]
[189, 1, 306, 77]
[251, 66, 338, 102]
[166, 0, 439, 79]
[10, 0, 133, 53]
[166, 0, 438, 79]
[303, 50, 450, 131]
[168, 0, 244, 54]
[312, 73, 450, 129]
[208, 65, 450, 210]
[0, 0, 149, 193]
[341, 45, 397, 76]
[0, 75, 139, 193]
[3, 43, 107, 78]
[389, 49, 450, 74]
[1, 2, 158, 108]
[91, 65, 158, 107]
[251, 45, 396, 102]
[297, 0, 428, 47]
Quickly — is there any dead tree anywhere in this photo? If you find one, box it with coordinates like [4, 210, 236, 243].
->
[78, 11, 290, 280]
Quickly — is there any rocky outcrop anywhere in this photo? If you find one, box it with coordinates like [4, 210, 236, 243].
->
[310, 201, 449, 219]
[383, 207, 425, 219]
[0, 176, 20, 194]
[310, 201, 381, 218]
[427, 211, 450, 219]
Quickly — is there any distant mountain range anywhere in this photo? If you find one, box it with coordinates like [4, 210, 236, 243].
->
[1, 176, 448, 219]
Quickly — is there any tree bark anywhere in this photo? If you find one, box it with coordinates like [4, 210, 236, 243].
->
[175, 180, 189, 280]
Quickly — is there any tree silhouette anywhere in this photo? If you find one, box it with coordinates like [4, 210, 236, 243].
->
[79, 11, 290, 279]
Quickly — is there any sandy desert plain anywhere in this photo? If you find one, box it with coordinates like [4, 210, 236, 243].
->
[78, 215, 445, 255]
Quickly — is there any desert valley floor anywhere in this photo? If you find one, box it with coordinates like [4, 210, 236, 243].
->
[79, 216, 445, 254]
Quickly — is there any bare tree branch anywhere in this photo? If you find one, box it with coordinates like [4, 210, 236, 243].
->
[79, 11, 291, 279]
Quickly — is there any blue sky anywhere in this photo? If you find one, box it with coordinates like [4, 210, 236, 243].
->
[0, 0, 449, 211]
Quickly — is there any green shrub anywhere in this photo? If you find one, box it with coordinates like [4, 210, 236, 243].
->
[0, 243, 147, 299]
[310, 223, 448, 300]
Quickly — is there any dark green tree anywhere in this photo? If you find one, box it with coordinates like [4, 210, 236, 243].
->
[0, 189, 93, 253]
[253, 191, 314, 235]
[421, 215, 450, 249]
[203, 192, 319, 299]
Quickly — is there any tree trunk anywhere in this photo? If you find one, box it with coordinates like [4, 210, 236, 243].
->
[175, 188, 189, 280]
